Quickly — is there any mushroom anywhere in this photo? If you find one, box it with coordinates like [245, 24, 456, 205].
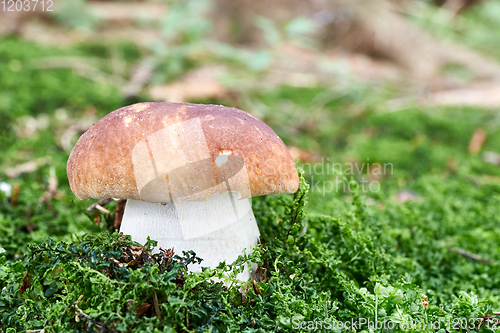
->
[67, 102, 299, 280]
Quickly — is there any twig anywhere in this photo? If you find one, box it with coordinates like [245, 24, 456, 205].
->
[87, 198, 114, 211]
[95, 204, 111, 214]
[153, 290, 161, 321]
[108, 257, 124, 268]
[252, 279, 263, 296]
[449, 247, 492, 264]
[10, 183, 20, 206]
[75, 294, 84, 305]
[73, 295, 116, 332]
[494, 312, 500, 315]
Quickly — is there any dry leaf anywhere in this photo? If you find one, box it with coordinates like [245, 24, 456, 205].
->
[425, 84, 500, 108]
[469, 129, 486, 155]
[135, 302, 152, 316]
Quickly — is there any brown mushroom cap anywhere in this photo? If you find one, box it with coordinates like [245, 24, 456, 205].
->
[67, 102, 299, 202]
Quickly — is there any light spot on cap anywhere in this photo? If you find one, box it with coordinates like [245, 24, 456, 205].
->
[124, 116, 133, 127]
[174, 105, 190, 123]
[130, 103, 149, 112]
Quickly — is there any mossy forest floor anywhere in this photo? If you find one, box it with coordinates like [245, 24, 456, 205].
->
[1, 35, 500, 332]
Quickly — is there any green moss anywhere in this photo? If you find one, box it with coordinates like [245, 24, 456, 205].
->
[1, 36, 500, 331]
[0, 38, 124, 156]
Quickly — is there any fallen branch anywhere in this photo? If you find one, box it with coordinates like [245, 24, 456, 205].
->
[449, 246, 492, 264]
[425, 84, 500, 109]
[4, 157, 51, 178]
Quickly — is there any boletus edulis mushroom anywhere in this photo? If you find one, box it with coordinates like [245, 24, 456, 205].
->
[67, 102, 299, 280]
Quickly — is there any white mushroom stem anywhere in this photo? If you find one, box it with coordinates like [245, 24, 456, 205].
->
[119, 192, 260, 281]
